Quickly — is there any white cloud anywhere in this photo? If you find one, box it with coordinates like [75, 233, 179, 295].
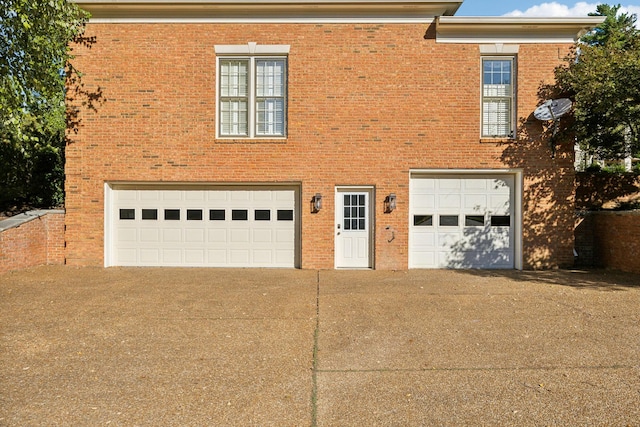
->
[504, 2, 640, 23]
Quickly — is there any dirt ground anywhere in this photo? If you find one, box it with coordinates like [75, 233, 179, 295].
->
[1, 266, 639, 426]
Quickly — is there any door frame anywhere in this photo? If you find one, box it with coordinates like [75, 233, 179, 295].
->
[334, 186, 375, 269]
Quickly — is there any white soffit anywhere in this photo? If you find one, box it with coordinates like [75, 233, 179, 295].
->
[73, 0, 463, 23]
[436, 16, 606, 43]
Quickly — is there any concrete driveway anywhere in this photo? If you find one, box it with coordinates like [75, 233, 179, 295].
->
[1, 267, 639, 426]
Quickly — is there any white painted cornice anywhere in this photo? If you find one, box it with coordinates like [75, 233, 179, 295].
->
[72, 0, 463, 23]
[436, 16, 606, 43]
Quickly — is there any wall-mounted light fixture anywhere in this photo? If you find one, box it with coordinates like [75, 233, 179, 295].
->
[384, 193, 396, 213]
[311, 193, 322, 213]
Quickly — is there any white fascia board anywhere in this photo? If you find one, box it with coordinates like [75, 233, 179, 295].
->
[436, 16, 606, 44]
[73, 0, 463, 23]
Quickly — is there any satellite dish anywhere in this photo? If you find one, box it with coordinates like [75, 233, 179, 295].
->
[534, 98, 572, 121]
[534, 98, 573, 159]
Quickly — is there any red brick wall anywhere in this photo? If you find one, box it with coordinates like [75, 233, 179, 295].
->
[584, 211, 640, 274]
[0, 212, 65, 274]
[67, 22, 575, 269]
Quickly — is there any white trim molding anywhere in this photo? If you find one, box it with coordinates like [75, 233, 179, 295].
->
[436, 16, 606, 44]
[73, 0, 462, 23]
[215, 43, 290, 55]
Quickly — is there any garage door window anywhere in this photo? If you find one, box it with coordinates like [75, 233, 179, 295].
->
[232, 209, 248, 221]
[414, 215, 433, 226]
[210, 209, 225, 221]
[255, 210, 271, 221]
[277, 209, 293, 221]
[142, 209, 158, 220]
[465, 215, 485, 227]
[491, 215, 511, 227]
[187, 209, 203, 221]
[440, 215, 459, 226]
[165, 209, 180, 220]
[120, 209, 135, 220]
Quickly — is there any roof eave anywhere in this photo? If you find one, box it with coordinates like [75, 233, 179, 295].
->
[72, 0, 464, 22]
[436, 16, 607, 44]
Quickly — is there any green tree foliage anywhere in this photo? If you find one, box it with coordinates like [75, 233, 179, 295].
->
[553, 4, 640, 161]
[0, 0, 88, 211]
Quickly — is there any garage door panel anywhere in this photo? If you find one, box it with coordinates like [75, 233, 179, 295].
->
[230, 249, 250, 264]
[275, 229, 294, 243]
[116, 191, 137, 202]
[208, 228, 227, 243]
[464, 195, 487, 210]
[185, 249, 205, 264]
[439, 179, 461, 189]
[230, 228, 250, 243]
[140, 228, 160, 242]
[161, 191, 183, 202]
[162, 229, 182, 243]
[185, 229, 205, 243]
[463, 179, 487, 191]
[117, 228, 137, 243]
[489, 195, 511, 213]
[208, 249, 227, 264]
[253, 250, 273, 264]
[253, 229, 273, 243]
[117, 248, 137, 264]
[140, 191, 160, 201]
[410, 174, 515, 269]
[438, 194, 461, 209]
[140, 249, 160, 264]
[110, 187, 297, 267]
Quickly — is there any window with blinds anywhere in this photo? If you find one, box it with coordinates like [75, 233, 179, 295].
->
[218, 57, 287, 138]
[482, 57, 515, 138]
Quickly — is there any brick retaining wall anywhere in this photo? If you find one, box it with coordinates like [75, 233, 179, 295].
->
[0, 210, 65, 274]
[575, 211, 640, 274]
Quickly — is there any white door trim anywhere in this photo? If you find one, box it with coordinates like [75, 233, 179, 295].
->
[334, 186, 375, 269]
[408, 169, 523, 270]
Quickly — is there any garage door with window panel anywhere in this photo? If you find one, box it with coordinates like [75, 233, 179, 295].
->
[409, 174, 516, 269]
[107, 186, 297, 267]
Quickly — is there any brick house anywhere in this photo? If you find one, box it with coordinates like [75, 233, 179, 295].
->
[66, 0, 603, 270]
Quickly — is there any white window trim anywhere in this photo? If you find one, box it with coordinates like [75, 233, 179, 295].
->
[215, 43, 289, 140]
[481, 55, 516, 139]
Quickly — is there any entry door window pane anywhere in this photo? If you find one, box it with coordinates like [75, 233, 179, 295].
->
[343, 193, 366, 231]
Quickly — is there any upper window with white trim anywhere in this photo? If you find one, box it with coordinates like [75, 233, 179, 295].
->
[482, 56, 516, 139]
[216, 43, 289, 139]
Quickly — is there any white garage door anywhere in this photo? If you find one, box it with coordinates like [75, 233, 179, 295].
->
[409, 174, 516, 269]
[107, 186, 297, 267]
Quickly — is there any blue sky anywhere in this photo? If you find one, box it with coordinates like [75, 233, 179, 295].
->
[456, 1, 640, 18]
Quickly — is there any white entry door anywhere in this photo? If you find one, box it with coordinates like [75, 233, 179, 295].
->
[335, 188, 372, 268]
